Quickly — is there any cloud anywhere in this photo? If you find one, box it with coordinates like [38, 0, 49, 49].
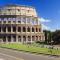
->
[42, 24, 50, 30]
[38, 17, 55, 31]
[38, 17, 51, 23]
[38, 17, 51, 30]
[42, 24, 55, 31]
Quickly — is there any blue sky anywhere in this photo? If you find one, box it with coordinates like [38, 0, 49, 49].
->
[0, 0, 60, 31]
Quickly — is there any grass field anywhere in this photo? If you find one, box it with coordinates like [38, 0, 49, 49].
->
[0, 43, 60, 55]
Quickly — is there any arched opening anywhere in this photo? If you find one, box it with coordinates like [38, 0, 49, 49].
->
[32, 27, 34, 32]
[13, 36, 16, 42]
[18, 27, 21, 32]
[36, 28, 38, 32]
[8, 26, 11, 32]
[18, 36, 21, 42]
[32, 36, 34, 41]
[39, 36, 41, 40]
[36, 36, 38, 41]
[23, 27, 26, 32]
[28, 36, 31, 41]
[39, 28, 41, 32]
[27, 27, 30, 32]
[23, 36, 26, 43]
[3, 36, 6, 42]
[8, 36, 11, 42]
[13, 26, 16, 32]
[3, 27, 6, 32]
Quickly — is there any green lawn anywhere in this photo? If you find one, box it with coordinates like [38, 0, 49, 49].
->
[0, 43, 60, 55]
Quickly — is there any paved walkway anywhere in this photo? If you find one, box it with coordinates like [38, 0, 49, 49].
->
[0, 48, 60, 60]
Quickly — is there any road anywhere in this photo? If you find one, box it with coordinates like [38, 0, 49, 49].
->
[0, 48, 60, 60]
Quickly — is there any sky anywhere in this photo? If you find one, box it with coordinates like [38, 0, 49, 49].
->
[0, 0, 60, 31]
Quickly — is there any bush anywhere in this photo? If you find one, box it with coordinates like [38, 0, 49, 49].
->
[35, 41, 45, 44]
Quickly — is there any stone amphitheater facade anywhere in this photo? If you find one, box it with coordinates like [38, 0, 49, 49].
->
[0, 5, 45, 43]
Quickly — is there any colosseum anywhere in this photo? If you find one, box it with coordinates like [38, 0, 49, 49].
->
[0, 4, 45, 43]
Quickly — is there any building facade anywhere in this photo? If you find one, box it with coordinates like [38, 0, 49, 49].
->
[0, 5, 45, 43]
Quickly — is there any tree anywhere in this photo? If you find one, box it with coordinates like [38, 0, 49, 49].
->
[43, 30, 52, 44]
[52, 30, 60, 44]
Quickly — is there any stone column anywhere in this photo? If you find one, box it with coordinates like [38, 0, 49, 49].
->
[38, 36, 39, 41]
[41, 36, 42, 41]
[16, 35, 18, 42]
[26, 17, 27, 24]
[26, 36, 28, 43]
[31, 35, 32, 43]
[6, 36, 8, 43]
[11, 35, 13, 43]
[30, 26, 32, 33]
[6, 27, 8, 33]
[34, 27, 36, 33]
[38, 27, 39, 32]
[34, 36, 36, 41]
[21, 35, 23, 43]
[11, 26, 13, 33]
[26, 26, 27, 32]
